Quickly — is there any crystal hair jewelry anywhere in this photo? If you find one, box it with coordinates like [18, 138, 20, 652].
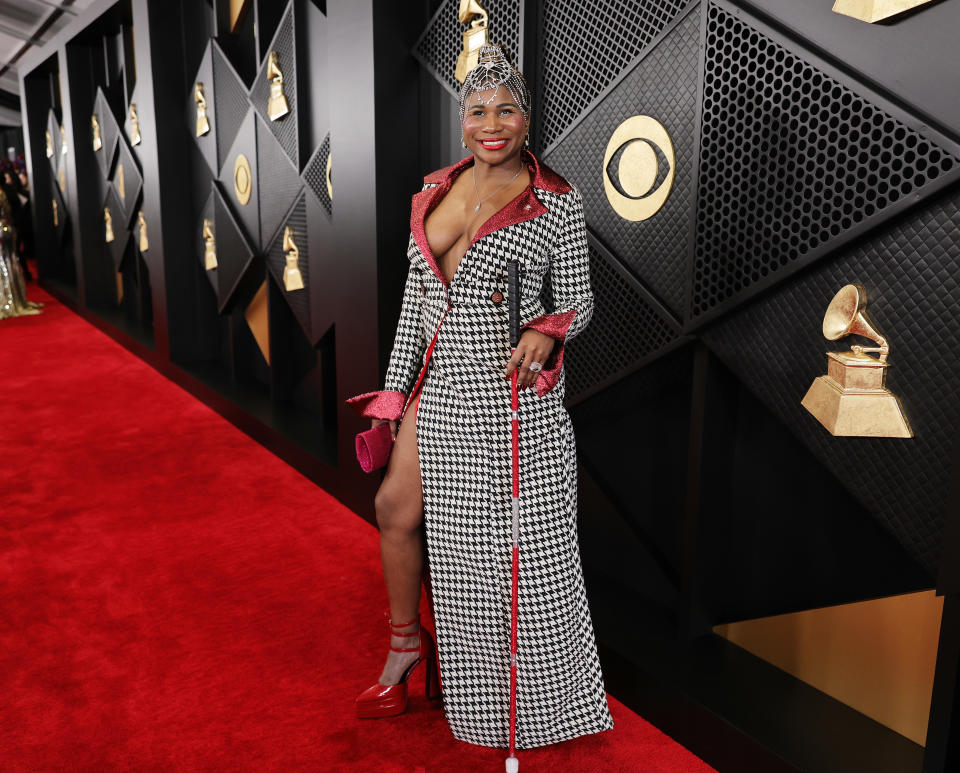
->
[458, 44, 531, 125]
[528, 361, 543, 373]
[471, 163, 523, 212]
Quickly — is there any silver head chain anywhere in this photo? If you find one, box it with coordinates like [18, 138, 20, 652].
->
[458, 44, 531, 125]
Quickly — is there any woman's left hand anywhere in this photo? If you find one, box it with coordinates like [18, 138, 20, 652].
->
[505, 329, 556, 390]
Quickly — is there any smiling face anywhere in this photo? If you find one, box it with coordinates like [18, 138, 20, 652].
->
[462, 84, 529, 165]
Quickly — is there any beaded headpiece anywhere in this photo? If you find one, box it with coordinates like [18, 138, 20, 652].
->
[458, 44, 530, 125]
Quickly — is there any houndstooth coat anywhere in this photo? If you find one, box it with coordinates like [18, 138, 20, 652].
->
[348, 150, 614, 749]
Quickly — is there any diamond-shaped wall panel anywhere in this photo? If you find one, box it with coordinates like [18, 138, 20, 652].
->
[543, 5, 699, 319]
[187, 42, 218, 177]
[218, 109, 260, 247]
[196, 189, 218, 299]
[305, 192, 334, 342]
[103, 186, 129, 269]
[94, 90, 120, 179]
[257, 114, 302, 249]
[111, 137, 143, 228]
[302, 133, 331, 218]
[265, 194, 310, 338]
[413, 0, 521, 99]
[212, 42, 250, 174]
[214, 190, 258, 311]
[539, 0, 691, 151]
[691, 0, 960, 324]
[701, 189, 960, 574]
[565, 237, 681, 400]
[45, 109, 61, 171]
[49, 167, 67, 246]
[250, 6, 299, 169]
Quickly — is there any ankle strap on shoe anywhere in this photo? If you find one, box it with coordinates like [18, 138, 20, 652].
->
[387, 612, 420, 633]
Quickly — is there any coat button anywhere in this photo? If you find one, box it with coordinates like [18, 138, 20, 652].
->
[491, 291, 503, 304]
[420, 283, 426, 295]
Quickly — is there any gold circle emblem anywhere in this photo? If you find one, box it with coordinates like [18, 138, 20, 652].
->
[325, 151, 333, 201]
[602, 116, 675, 221]
[234, 154, 252, 205]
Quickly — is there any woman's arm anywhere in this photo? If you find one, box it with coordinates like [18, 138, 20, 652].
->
[346, 262, 426, 425]
[514, 188, 594, 396]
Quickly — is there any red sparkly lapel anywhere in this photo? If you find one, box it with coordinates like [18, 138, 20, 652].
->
[410, 150, 571, 287]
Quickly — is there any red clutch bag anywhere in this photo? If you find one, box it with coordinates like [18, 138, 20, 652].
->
[355, 422, 394, 473]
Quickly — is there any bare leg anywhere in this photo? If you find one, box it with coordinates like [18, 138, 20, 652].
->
[374, 390, 426, 685]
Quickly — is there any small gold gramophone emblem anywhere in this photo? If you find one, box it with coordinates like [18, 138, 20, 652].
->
[116, 162, 125, 200]
[203, 218, 217, 269]
[60, 125, 67, 155]
[129, 103, 141, 146]
[104, 207, 115, 243]
[195, 83, 210, 137]
[45, 129, 54, 158]
[282, 226, 304, 291]
[801, 284, 912, 438]
[138, 210, 149, 252]
[52, 199, 59, 227]
[454, 0, 490, 83]
[58, 166, 66, 193]
[92, 113, 102, 151]
[267, 51, 290, 121]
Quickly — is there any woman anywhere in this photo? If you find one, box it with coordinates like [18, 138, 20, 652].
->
[346, 45, 613, 749]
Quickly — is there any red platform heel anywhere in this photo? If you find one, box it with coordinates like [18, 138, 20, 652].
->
[355, 613, 441, 718]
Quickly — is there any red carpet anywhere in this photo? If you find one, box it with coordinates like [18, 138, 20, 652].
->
[0, 286, 716, 772]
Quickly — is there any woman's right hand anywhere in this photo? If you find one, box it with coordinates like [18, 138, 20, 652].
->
[372, 418, 398, 440]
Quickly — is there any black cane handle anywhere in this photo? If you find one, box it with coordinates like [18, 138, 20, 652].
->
[507, 259, 520, 348]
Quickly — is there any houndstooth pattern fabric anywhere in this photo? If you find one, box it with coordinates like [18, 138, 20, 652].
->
[372, 158, 614, 748]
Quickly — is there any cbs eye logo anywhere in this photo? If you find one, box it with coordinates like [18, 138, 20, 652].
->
[602, 115, 675, 221]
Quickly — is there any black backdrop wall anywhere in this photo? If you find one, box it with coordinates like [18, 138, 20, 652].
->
[18, 1, 960, 771]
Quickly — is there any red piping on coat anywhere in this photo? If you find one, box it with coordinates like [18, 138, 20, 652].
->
[403, 306, 450, 420]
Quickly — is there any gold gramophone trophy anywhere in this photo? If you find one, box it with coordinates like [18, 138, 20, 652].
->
[104, 207, 114, 243]
[129, 103, 141, 146]
[92, 114, 102, 151]
[267, 51, 290, 121]
[116, 163, 125, 200]
[45, 129, 54, 158]
[52, 199, 58, 227]
[195, 83, 210, 137]
[454, 0, 490, 84]
[801, 284, 912, 437]
[282, 226, 304, 291]
[60, 125, 68, 156]
[202, 218, 217, 269]
[138, 210, 149, 252]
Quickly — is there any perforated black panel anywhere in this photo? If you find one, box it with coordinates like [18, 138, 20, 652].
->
[251, 6, 299, 168]
[214, 188, 257, 312]
[565, 238, 680, 400]
[702, 189, 960, 573]
[257, 114, 303, 249]
[212, 43, 250, 175]
[543, 5, 699, 318]
[302, 133, 331, 218]
[413, 0, 521, 98]
[539, 0, 690, 151]
[692, 1, 960, 323]
[265, 194, 311, 338]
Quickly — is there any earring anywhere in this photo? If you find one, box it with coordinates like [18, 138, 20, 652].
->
[461, 136, 467, 149]
[524, 135, 530, 148]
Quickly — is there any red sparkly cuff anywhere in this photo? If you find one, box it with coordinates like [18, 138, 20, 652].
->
[345, 390, 407, 421]
[520, 310, 577, 397]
